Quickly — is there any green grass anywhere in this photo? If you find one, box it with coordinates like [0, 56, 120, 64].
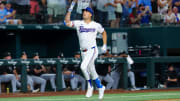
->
[1, 91, 180, 101]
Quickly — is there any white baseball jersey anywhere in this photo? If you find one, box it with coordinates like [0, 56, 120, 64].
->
[158, 0, 168, 14]
[71, 20, 104, 50]
[77, 0, 91, 14]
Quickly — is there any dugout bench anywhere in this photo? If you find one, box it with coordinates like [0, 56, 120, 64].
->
[0, 56, 180, 93]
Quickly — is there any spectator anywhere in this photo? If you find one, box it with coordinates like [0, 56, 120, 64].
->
[157, 0, 172, 16]
[172, 0, 180, 13]
[42, 0, 67, 24]
[164, 64, 178, 88]
[5, 2, 22, 24]
[173, 6, 180, 23]
[128, 0, 138, 14]
[121, 0, 133, 26]
[138, 0, 152, 11]
[0, 1, 13, 24]
[96, 0, 109, 27]
[11, 0, 30, 14]
[138, 4, 152, 25]
[129, 7, 140, 27]
[151, 0, 158, 13]
[105, 0, 116, 28]
[75, 0, 91, 20]
[30, 0, 40, 15]
[114, 0, 123, 28]
[164, 8, 176, 24]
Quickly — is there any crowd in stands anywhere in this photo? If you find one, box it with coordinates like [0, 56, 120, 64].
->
[0, 0, 180, 27]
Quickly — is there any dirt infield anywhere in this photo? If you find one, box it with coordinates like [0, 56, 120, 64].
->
[0, 88, 180, 98]
[147, 99, 180, 101]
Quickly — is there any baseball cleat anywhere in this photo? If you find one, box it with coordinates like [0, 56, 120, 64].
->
[86, 87, 94, 98]
[32, 88, 40, 93]
[98, 86, 105, 100]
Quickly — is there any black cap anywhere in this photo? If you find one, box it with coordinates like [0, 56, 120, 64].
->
[168, 64, 174, 68]
[75, 51, 81, 55]
[3, 52, 11, 57]
[21, 51, 27, 56]
[57, 52, 64, 57]
[33, 52, 39, 57]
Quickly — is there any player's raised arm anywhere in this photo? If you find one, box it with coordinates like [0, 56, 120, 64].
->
[65, 0, 76, 27]
[101, 30, 107, 53]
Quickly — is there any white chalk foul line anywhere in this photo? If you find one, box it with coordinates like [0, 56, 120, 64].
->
[30, 93, 180, 101]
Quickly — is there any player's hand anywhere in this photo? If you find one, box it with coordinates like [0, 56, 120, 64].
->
[167, 77, 170, 81]
[101, 44, 107, 53]
[68, 1, 76, 12]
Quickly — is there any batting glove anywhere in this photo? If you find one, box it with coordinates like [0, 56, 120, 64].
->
[68, 1, 76, 12]
[101, 44, 107, 53]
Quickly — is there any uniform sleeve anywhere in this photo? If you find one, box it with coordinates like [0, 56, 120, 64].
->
[71, 20, 81, 28]
[97, 23, 105, 33]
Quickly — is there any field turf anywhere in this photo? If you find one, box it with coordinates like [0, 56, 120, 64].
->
[0, 91, 180, 101]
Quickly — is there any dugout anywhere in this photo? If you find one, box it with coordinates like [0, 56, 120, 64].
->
[0, 25, 180, 58]
[0, 25, 180, 91]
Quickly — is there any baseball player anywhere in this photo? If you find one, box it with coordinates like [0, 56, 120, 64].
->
[111, 53, 138, 90]
[0, 52, 19, 93]
[16, 52, 39, 93]
[96, 63, 114, 90]
[65, 2, 107, 99]
[29, 53, 47, 92]
[64, 52, 86, 91]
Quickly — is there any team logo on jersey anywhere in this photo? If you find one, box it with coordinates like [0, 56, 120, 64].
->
[79, 26, 95, 33]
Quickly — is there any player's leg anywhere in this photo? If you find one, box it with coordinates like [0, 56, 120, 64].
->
[70, 76, 78, 90]
[1, 74, 17, 92]
[40, 74, 56, 91]
[76, 74, 86, 91]
[15, 75, 21, 88]
[128, 71, 136, 88]
[80, 49, 96, 97]
[88, 48, 103, 89]
[103, 74, 114, 90]
[111, 71, 120, 89]
[80, 51, 92, 82]
[61, 74, 66, 89]
[88, 48, 105, 99]
[31, 75, 46, 92]
[27, 75, 34, 90]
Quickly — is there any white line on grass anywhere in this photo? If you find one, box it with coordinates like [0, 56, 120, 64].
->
[30, 93, 180, 101]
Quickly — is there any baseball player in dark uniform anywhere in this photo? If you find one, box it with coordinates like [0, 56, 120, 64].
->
[165, 64, 178, 88]
[0, 52, 20, 93]
[29, 53, 46, 92]
[16, 52, 39, 93]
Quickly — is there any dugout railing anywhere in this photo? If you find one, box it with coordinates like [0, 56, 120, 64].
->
[1, 56, 180, 93]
